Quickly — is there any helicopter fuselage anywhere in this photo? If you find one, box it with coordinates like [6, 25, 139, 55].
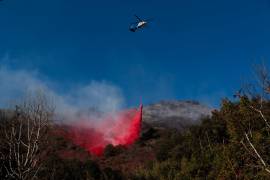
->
[137, 21, 147, 28]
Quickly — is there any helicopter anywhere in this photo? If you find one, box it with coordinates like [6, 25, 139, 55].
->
[129, 15, 151, 32]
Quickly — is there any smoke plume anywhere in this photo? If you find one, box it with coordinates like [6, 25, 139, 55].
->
[0, 66, 142, 156]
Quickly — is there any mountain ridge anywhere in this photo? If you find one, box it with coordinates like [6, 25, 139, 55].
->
[143, 100, 212, 130]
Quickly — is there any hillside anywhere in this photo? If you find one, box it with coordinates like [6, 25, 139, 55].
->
[3, 96, 270, 179]
[143, 100, 212, 130]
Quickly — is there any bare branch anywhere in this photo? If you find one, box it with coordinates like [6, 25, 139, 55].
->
[0, 91, 54, 179]
[244, 132, 270, 174]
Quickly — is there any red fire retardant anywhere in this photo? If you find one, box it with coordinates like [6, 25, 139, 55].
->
[64, 105, 143, 156]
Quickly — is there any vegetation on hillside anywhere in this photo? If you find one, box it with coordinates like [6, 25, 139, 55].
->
[1, 65, 270, 179]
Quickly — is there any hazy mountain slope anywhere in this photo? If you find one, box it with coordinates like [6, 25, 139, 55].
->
[143, 100, 212, 130]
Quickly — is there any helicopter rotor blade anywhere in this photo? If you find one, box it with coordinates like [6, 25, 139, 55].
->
[134, 14, 143, 22]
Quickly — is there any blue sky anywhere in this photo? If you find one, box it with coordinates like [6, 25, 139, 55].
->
[0, 0, 270, 108]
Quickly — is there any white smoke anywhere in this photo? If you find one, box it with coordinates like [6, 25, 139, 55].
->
[0, 66, 125, 122]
